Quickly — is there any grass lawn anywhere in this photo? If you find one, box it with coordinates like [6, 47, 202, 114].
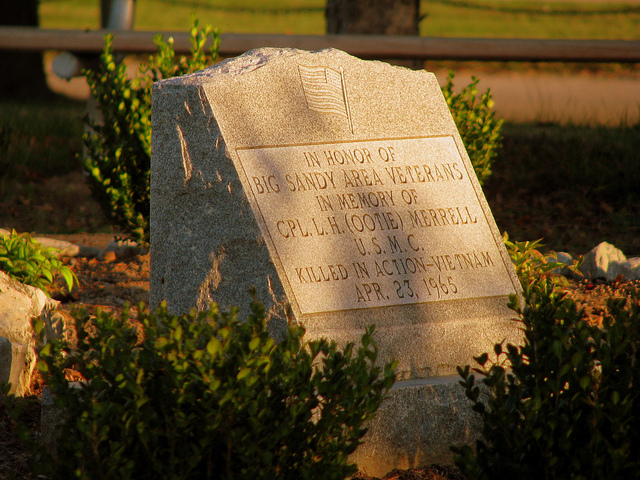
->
[38, 0, 640, 38]
[0, 99, 84, 181]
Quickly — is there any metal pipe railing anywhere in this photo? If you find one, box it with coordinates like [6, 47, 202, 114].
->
[1, 27, 639, 63]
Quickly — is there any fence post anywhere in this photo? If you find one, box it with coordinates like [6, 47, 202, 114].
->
[101, 0, 136, 29]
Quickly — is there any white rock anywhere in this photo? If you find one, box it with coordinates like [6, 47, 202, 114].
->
[2, 228, 82, 257]
[98, 239, 147, 260]
[1, 229, 106, 259]
[34, 236, 81, 257]
[0, 271, 47, 343]
[620, 257, 640, 281]
[545, 251, 575, 275]
[0, 271, 58, 395]
[0, 336, 31, 396]
[556, 252, 574, 266]
[579, 242, 627, 281]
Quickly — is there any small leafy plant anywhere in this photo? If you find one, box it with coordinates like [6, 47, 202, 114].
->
[503, 232, 581, 294]
[82, 19, 220, 247]
[33, 299, 396, 480]
[0, 229, 76, 294]
[442, 73, 504, 185]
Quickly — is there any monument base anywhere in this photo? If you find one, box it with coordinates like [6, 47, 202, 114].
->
[352, 375, 480, 478]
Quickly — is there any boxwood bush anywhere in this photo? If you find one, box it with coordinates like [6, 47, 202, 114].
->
[442, 73, 503, 186]
[453, 239, 640, 479]
[33, 298, 396, 480]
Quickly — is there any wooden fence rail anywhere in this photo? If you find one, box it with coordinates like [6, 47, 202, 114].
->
[1, 27, 640, 63]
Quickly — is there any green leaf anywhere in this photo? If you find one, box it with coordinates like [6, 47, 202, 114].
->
[552, 340, 563, 359]
[612, 391, 620, 404]
[218, 327, 230, 340]
[61, 268, 76, 290]
[206, 337, 222, 356]
[475, 353, 489, 366]
[571, 351, 583, 367]
[531, 395, 542, 411]
[36, 359, 49, 373]
[173, 325, 182, 341]
[249, 337, 261, 351]
[41, 268, 54, 283]
[40, 343, 51, 356]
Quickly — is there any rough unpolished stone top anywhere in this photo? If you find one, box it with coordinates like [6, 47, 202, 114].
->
[161, 47, 308, 85]
[158, 47, 415, 88]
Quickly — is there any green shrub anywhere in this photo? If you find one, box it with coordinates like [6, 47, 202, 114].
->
[442, 73, 503, 185]
[453, 246, 640, 478]
[33, 299, 396, 480]
[0, 229, 76, 294]
[82, 20, 220, 247]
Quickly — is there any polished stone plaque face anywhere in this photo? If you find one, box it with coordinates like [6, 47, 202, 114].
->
[236, 135, 515, 315]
